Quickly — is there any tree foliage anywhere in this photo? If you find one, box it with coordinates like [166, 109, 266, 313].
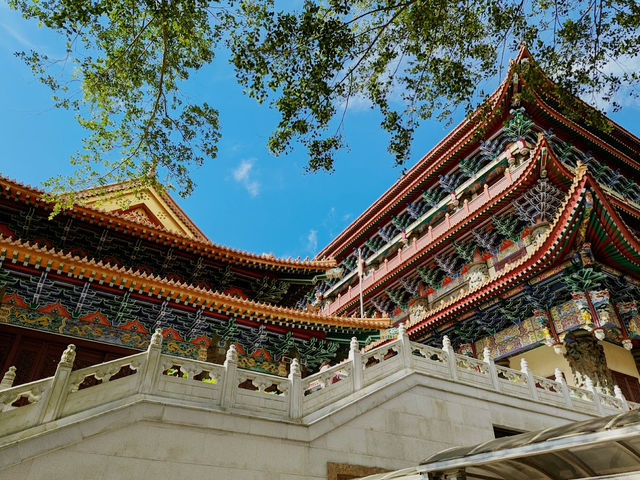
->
[10, 0, 227, 212]
[9, 0, 640, 202]
[231, 0, 640, 170]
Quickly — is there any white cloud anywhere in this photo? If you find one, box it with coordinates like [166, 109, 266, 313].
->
[232, 160, 251, 182]
[0, 22, 37, 50]
[306, 229, 318, 253]
[338, 93, 372, 112]
[232, 159, 260, 197]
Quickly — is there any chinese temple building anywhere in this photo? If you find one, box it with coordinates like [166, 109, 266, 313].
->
[315, 47, 640, 403]
[0, 177, 387, 385]
[1, 47, 640, 480]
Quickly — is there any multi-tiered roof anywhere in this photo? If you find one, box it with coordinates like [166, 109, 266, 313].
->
[0, 175, 388, 384]
[314, 47, 640, 357]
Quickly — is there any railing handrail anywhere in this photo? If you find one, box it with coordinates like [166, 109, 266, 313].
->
[303, 360, 351, 384]
[70, 351, 146, 378]
[0, 329, 633, 441]
[323, 158, 531, 316]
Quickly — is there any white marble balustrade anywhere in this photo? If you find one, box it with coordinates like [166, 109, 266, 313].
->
[0, 325, 636, 439]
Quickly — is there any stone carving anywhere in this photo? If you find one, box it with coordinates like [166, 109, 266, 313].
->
[150, 328, 164, 347]
[0, 366, 16, 390]
[290, 358, 301, 377]
[225, 344, 238, 364]
[397, 323, 406, 337]
[59, 344, 76, 367]
[563, 330, 614, 393]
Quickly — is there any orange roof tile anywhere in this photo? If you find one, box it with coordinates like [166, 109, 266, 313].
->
[0, 175, 337, 273]
[0, 234, 387, 331]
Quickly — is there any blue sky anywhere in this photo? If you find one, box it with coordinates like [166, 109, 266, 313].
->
[2, 3, 639, 259]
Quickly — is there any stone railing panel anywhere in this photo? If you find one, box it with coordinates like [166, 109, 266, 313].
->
[0, 377, 50, 413]
[69, 353, 145, 392]
[568, 386, 597, 413]
[454, 354, 492, 388]
[495, 365, 530, 397]
[532, 376, 566, 406]
[234, 371, 290, 416]
[362, 345, 402, 387]
[302, 363, 353, 416]
[411, 343, 450, 378]
[156, 356, 224, 404]
[0, 377, 51, 436]
[599, 393, 624, 412]
[62, 354, 146, 417]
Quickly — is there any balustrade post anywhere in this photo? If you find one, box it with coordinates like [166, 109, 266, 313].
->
[614, 385, 629, 411]
[398, 324, 413, 370]
[442, 336, 457, 381]
[586, 377, 604, 415]
[38, 344, 76, 423]
[288, 359, 303, 420]
[520, 359, 539, 401]
[505, 167, 513, 183]
[555, 368, 573, 408]
[483, 347, 500, 391]
[221, 345, 238, 409]
[349, 337, 363, 392]
[0, 366, 16, 390]
[139, 329, 164, 394]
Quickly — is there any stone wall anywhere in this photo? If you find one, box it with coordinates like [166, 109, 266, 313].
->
[0, 328, 635, 479]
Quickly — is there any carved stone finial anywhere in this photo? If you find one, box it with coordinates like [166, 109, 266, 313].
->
[0, 366, 16, 389]
[350, 337, 360, 352]
[197, 344, 208, 362]
[290, 358, 301, 377]
[225, 344, 238, 364]
[150, 328, 164, 347]
[398, 323, 406, 338]
[520, 358, 529, 373]
[60, 344, 76, 366]
[585, 376, 595, 392]
[483, 347, 492, 363]
[554, 368, 564, 383]
[442, 335, 451, 350]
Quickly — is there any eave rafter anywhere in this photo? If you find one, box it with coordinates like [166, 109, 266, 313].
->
[527, 90, 640, 172]
[319, 46, 640, 262]
[0, 176, 336, 274]
[0, 235, 388, 332]
[317, 65, 517, 260]
[406, 160, 640, 338]
[334, 134, 564, 315]
[585, 183, 640, 276]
